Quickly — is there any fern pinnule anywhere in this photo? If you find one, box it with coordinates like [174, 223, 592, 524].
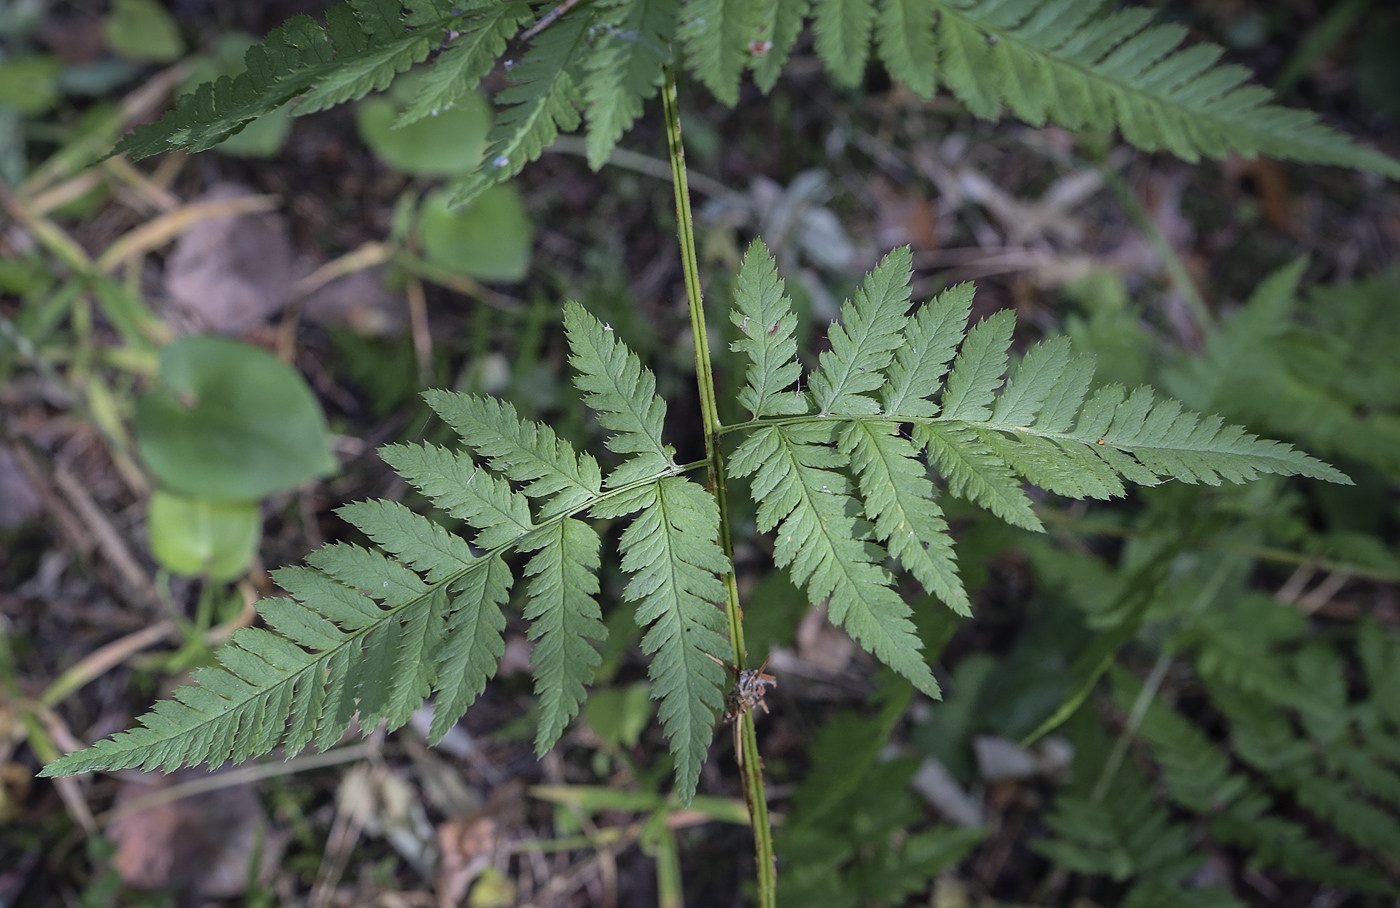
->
[421, 392, 603, 519]
[611, 477, 732, 801]
[879, 282, 973, 420]
[679, 0, 753, 106]
[810, 246, 915, 417]
[581, 0, 677, 170]
[731, 243, 809, 418]
[813, 0, 876, 88]
[394, 1, 531, 129]
[939, 309, 1014, 422]
[749, 0, 811, 92]
[839, 422, 971, 616]
[521, 518, 607, 756]
[565, 301, 677, 486]
[449, 12, 590, 207]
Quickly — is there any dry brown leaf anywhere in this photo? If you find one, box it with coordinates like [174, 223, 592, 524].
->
[108, 769, 284, 898]
[162, 183, 303, 334]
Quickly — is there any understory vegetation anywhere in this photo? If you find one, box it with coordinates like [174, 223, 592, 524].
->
[2, 1, 1399, 906]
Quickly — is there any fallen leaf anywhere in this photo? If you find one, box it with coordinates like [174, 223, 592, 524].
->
[108, 769, 284, 898]
[163, 183, 300, 334]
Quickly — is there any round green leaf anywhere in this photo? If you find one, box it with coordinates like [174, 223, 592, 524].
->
[356, 88, 490, 177]
[418, 184, 534, 283]
[148, 490, 260, 581]
[135, 335, 335, 500]
[102, 0, 186, 63]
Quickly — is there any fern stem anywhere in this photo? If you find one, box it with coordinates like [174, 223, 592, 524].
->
[662, 64, 777, 908]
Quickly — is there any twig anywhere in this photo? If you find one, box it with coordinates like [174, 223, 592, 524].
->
[98, 743, 380, 825]
[518, 0, 583, 43]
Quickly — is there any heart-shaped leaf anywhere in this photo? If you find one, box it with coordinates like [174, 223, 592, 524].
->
[135, 335, 335, 500]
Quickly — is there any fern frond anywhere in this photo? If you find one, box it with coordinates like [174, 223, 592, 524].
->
[749, 0, 811, 92]
[730, 242, 810, 418]
[810, 247, 914, 417]
[928, 0, 1400, 178]
[113, 0, 461, 160]
[875, 0, 936, 97]
[814, 0, 875, 88]
[522, 517, 606, 755]
[731, 424, 940, 697]
[679, 0, 753, 106]
[449, 12, 590, 206]
[395, 1, 531, 128]
[611, 477, 730, 802]
[726, 238, 1347, 672]
[581, 0, 677, 169]
[565, 300, 677, 485]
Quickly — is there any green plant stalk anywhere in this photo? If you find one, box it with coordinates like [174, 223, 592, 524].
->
[661, 64, 776, 907]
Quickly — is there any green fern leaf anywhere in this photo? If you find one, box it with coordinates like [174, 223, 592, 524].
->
[730, 241, 810, 418]
[421, 392, 603, 518]
[810, 246, 914, 417]
[613, 477, 731, 801]
[380, 585, 445, 730]
[814, 0, 876, 87]
[338, 499, 478, 584]
[379, 442, 535, 546]
[931, 0, 1400, 179]
[395, 1, 531, 128]
[876, 0, 937, 97]
[915, 423, 1042, 530]
[880, 282, 973, 419]
[40, 577, 369, 775]
[564, 301, 677, 486]
[307, 542, 430, 606]
[839, 421, 971, 615]
[522, 518, 606, 755]
[731, 424, 940, 697]
[992, 336, 1072, 427]
[1065, 386, 1350, 486]
[749, 0, 811, 92]
[429, 555, 509, 740]
[939, 309, 1014, 421]
[113, 0, 460, 160]
[680, 0, 754, 106]
[449, 12, 590, 206]
[581, 0, 677, 169]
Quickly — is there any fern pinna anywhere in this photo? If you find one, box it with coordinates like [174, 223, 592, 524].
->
[43, 241, 1345, 799]
[109, 0, 1400, 205]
